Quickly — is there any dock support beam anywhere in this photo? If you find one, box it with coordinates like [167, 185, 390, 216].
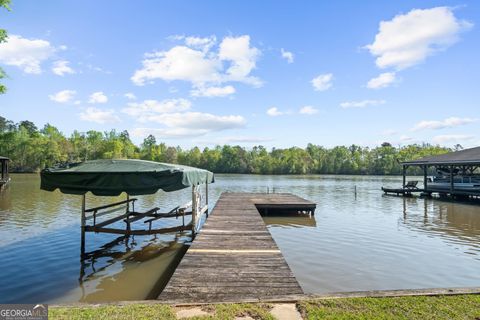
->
[450, 165, 454, 193]
[205, 181, 209, 217]
[402, 165, 407, 189]
[81, 194, 86, 258]
[423, 165, 428, 190]
[192, 185, 197, 236]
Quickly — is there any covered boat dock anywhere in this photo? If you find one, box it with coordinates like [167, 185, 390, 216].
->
[41, 159, 214, 257]
[383, 146, 480, 199]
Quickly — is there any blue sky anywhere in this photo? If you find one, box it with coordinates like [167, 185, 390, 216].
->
[0, 1, 479, 149]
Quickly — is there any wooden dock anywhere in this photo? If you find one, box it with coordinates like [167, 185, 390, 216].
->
[159, 192, 316, 304]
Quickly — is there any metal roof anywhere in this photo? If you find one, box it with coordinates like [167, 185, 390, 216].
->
[402, 146, 480, 166]
[0, 156, 10, 161]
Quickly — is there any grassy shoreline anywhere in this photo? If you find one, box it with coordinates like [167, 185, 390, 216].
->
[50, 294, 480, 319]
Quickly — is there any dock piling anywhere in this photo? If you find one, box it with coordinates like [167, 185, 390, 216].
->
[80, 194, 86, 258]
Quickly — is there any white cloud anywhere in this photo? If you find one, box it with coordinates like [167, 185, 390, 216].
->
[169, 35, 217, 52]
[311, 73, 333, 91]
[131, 35, 262, 93]
[367, 72, 396, 89]
[266, 107, 284, 117]
[84, 64, 112, 74]
[79, 107, 120, 124]
[218, 35, 261, 86]
[432, 134, 475, 144]
[299, 106, 319, 115]
[412, 117, 477, 131]
[52, 60, 75, 76]
[399, 135, 413, 142]
[48, 90, 76, 103]
[132, 45, 221, 85]
[122, 98, 191, 121]
[149, 112, 245, 129]
[131, 112, 246, 138]
[124, 92, 136, 100]
[222, 136, 273, 143]
[191, 85, 236, 97]
[366, 7, 472, 70]
[185, 35, 217, 52]
[340, 99, 386, 108]
[88, 91, 108, 104]
[382, 129, 398, 136]
[0, 35, 56, 74]
[281, 48, 294, 63]
[131, 127, 210, 138]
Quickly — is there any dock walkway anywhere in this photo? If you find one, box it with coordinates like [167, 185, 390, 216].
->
[159, 192, 316, 303]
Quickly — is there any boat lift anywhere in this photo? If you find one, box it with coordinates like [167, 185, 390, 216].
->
[40, 159, 214, 257]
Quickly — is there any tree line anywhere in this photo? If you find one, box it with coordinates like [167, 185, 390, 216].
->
[0, 117, 453, 175]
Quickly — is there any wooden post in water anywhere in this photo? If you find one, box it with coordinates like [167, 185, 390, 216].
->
[205, 181, 209, 217]
[450, 165, 454, 193]
[191, 185, 197, 235]
[402, 165, 407, 189]
[423, 165, 428, 191]
[126, 194, 130, 213]
[81, 194, 86, 258]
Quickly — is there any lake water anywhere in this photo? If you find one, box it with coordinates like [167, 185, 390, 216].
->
[1, 173, 479, 303]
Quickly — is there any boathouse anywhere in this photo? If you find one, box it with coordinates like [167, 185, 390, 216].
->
[401, 146, 480, 197]
[0, 156, 10, 189]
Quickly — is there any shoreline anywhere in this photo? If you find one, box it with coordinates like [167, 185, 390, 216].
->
[50, 286, 480, 308]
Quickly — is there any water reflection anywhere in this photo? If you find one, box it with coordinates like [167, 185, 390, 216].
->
[71, 233, 189, 303]
[263, 213, 317, 228]
[400, 197, 480, 258]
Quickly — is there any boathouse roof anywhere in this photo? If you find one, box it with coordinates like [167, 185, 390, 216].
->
[0, 156, 10, 161]
[402, 146, 480, 166]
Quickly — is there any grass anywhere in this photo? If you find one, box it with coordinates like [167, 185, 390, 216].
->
[49, 304, 177, 320]
[49, 303, 274, 320]
[298, 295, 480, 320]
[49, 294, 480, 320]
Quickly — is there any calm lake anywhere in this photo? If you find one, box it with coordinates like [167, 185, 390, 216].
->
[1, 173, 480, 303]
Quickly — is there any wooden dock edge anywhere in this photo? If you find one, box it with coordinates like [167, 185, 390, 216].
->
[50, 287, 480, 308]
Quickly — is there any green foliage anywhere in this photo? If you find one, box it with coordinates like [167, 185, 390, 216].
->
[0, 0, 11, 11]
[0, 29, 6, 43]
[0, 117, 452, 174]
[0, 0, 11, 94]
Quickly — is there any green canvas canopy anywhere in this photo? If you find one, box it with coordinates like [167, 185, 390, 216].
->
[40, 159, 214, 196]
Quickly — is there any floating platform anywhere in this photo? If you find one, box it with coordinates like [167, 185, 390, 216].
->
[382, 186, 480, 199]
[381, 187, 424, 196]
[158, 192, 316, 304]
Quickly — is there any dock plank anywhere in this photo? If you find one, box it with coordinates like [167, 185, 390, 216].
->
[158, 192, 316, 303]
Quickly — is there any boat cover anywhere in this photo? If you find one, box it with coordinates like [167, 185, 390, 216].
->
[40, 159, 214, 196]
